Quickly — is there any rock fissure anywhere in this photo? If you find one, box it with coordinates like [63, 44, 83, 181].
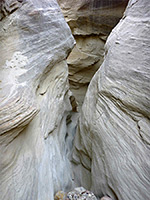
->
[0, 0, 150, 200]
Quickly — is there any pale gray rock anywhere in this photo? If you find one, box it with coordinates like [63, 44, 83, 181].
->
[0, 0, 23, 20]
[72, 0, 150, 199]
[0, 0, 75, 200]
[100, 196, 112, 200]
[58, 0, 128, 109]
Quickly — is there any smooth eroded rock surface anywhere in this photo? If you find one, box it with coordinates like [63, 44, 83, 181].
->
[0, 0, 75, 199]
[100, 196, 112, 200]
[72, 0, 150, 199]
[58, 0, 128, 109]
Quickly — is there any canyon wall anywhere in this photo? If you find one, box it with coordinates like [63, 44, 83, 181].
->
[0, 0, 75, 199]
[58, 0, 128, 109]
[1, 0, 150, 200]
[72, 0, 150, 199]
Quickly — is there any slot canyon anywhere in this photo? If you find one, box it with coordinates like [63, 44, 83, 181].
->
[0, 0, 150, 200]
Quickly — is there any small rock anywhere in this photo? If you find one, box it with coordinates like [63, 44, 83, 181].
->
[66, 187, 97, 200]
[54, 191, 67, 200]
[74, 187, 86, 194]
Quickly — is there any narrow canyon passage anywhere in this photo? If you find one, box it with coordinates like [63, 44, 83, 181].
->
[59, 0, 150, 199]
[58, 0, 129, 110]
[0, 0, 150, 200]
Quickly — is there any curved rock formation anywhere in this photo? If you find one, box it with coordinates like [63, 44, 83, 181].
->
[72, 0, 150, 199]
[58, 0, 129, 35]
[0, 0, 75, 199]
[1, 0, 150, 199]
[58, 0, 128, 109]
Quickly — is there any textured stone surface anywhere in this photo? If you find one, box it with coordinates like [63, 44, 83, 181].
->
[67, 35, 105, 109]
[72, 0, 150, 199]
[58, 0, 128, 109]
[66, 187, 97, 200]
[54, 191, 67, 200]
[0, 0, 75, 200]
[58, 0, 129, 35]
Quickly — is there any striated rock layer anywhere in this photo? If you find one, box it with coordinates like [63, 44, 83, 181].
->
[58, 0, 128, 109]
[0, 0, 75, 199]
[72, 0, 150, 199]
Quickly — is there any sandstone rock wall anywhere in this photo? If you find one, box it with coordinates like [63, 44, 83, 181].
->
[0, 0, 75, 199]
[1, 0, 150, 200]
[72, 0, 150, 199]
[58, 0, 128, 109]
